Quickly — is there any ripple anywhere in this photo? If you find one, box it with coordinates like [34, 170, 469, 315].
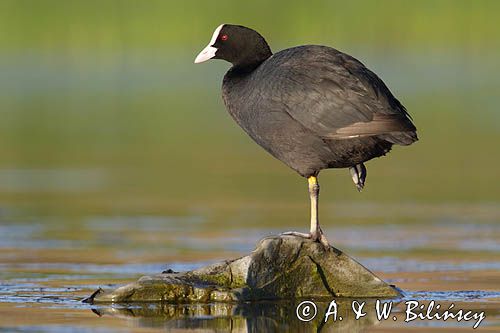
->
[359, 256, 500, 273]
[403, 290, 500, 301]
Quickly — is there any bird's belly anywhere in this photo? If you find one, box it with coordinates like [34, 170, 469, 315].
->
[230, 108, 332, 177]
[228, 106, 394, 176]
[324, 137, 393, 168]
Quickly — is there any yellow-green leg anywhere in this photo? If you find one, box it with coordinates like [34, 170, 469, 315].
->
[283, 176, 330, 247]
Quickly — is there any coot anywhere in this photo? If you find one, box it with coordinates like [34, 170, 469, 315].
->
[195, 24, 417, 246]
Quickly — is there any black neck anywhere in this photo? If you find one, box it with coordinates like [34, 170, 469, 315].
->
[232, 43, 272, 72]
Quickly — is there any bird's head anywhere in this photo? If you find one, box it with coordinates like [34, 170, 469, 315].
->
[194, 24, 272, 69]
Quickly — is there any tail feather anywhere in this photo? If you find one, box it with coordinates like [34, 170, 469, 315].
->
[380, 131, 418, 146]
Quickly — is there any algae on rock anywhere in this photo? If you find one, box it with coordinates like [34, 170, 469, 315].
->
[85, 235, 401, 303]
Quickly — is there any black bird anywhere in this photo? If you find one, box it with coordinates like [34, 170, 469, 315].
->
[195, 24, 417, 246]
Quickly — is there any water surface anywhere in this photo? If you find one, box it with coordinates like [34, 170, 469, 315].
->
[1, 4, 499, 330]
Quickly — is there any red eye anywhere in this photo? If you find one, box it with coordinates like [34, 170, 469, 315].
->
[221, 34, 228, 41]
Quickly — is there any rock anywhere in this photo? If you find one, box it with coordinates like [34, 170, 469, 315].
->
[84, 235, 401, 303]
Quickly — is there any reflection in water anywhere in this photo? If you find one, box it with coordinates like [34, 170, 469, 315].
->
[91, 293, 500, 331]
[92, 300, 382, 332]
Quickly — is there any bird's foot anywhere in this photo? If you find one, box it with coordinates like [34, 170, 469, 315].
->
[350, 163, 367, 192]
[281, 230, 330, 248]
[281, 231, 311, 238]
[312, 230, 330, 248]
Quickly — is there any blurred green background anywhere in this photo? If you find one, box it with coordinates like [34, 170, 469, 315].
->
[1, 4, 499, 330]
[0, 0, 499, 228]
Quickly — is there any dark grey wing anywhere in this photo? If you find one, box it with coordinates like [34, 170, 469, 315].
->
[261, 46, 417, 143]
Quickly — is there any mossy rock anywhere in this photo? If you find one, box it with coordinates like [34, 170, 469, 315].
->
[85, 235, 401, 303]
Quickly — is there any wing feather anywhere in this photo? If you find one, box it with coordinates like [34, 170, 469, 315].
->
[259, 46, 417, 142]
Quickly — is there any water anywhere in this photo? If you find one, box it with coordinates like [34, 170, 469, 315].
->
[0, 208, 499, 332]
[1, 3, 500, 330]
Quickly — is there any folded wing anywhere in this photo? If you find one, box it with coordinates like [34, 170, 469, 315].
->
[263, 46, 417, 144]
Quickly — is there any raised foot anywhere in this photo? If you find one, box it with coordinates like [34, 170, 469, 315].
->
[281, 231, 330, 248]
